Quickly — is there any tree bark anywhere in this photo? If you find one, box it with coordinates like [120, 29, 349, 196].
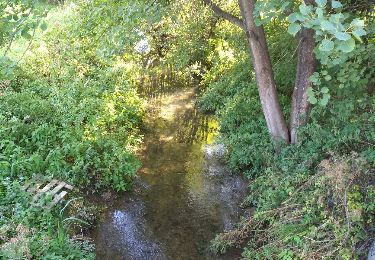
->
[238, 0, 290, 144]
[290, 28, 316, 144]
[290, 0, 317, 144]
[203, 0, 317, 147]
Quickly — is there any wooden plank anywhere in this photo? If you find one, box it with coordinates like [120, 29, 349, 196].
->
[51, 191, 68, 206]
[32, 180, 59, 202]
[22, 181, 32, 191]
[28, 183, 42, 193]
[64, 183, 74, 190]
[24, 178, 73, 208]
[48, 182, 66, 196]
[39, 179, 59, 193]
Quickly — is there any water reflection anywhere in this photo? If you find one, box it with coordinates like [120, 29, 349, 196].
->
[138, 69, 194, 99]
[92, 87, 246, 260]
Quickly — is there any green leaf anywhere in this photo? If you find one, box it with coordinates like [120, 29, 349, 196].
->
[331, 1, 343, 8]
[288, 13, 305, 23]
[352, 28, 366, 38]
[281, 2, 290, 11]
[308, 95, 318, 104]
[350, 18, 365, 28]
[321, 20, 336, 31]
[319, 39, 334, 52]
[329, 13, 344, 24]
[21, 28, 32, 39]
[319, 93, 330, 106]
[288, 13, 298, 23]
[315, 0, 327, 7]
[307, 87, 317, 104]
[40, 21, 47, 31]
[320, 87, 329, 94]
[299, 4, 312, 15]
[288, 23, 301, 36]
[334, 31, 351, 41]
[324, 75, 332, 81]
[315, 7, 324, 18]
[337, 38, 355, 53]
[310, 73, 320, 84]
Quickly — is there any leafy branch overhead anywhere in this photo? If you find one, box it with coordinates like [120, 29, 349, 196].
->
[202, 0, 245, 30]
[286, 0, 367, 107]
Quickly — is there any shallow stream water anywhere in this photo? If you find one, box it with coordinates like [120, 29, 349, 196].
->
[91, 87, 247, 260]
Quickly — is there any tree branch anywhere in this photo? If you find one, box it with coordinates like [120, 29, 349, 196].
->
[203, 0, 245, 30]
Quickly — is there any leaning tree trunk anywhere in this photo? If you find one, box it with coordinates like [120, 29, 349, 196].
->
[238, 0, 290, 145]
[290, 0, 317, 144]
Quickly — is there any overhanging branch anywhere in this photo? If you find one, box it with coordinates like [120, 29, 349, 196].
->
[203, 0, 245, 30]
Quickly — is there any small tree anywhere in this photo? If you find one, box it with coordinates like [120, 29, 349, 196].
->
[202, 0, 366, 146]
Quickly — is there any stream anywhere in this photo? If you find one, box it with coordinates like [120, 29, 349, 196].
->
[91, 86, 247, 260]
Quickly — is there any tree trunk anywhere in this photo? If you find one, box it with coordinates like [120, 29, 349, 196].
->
[290, 0, 317, 144]
[238, 0, 290, 145]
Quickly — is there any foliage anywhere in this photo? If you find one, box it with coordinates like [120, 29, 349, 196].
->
[0, 3, 144, 191]
[196, 1, 374, 258]
[285, 0, 369, 106]
[214, 153, 374, 259]
[0, 0, 49, 78]
[1, 1, 146, 258]
[0, 0, 373, 258]
[0, 180, 95, 259]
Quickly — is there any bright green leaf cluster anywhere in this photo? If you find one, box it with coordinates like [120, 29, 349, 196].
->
[287, 0, 366, 60]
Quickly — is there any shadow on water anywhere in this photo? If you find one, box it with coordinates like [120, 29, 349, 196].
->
[91, 84, 247, 260]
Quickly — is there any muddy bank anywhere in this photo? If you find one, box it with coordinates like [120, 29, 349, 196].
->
[91, 88, 247, 259]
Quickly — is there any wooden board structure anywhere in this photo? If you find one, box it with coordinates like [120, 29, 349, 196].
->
[22, 179, 74, 208]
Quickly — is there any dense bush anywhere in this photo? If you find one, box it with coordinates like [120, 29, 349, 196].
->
[200, 15, 374, 260]
[1, 2, 144, 258]
[0, 3, 144, 191]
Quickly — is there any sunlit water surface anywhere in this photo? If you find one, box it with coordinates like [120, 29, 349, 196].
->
[91, 87, 247, 260]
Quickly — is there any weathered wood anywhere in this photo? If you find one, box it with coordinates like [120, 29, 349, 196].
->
[24, 178, 74, 208]
[49, 182, 66, 196]
[32, 180, 59, 202]
[28, 183, 43, 193]
[22, 181, 32, 191]
[39, 179, 59, 193]
[51, 191, 68, 206]
[64, 183, 74, 190]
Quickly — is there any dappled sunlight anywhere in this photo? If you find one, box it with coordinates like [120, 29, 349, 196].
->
[93, 85, 246, 259]
[152, 88, 195, 121]
[1, 0, 372, 258]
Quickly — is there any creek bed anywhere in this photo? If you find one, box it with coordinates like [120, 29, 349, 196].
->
[91, 87, 247, 259]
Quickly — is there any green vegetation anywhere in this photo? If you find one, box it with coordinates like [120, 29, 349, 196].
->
[195, 1, 375, 259]
[163, 0, 374, 258]
[1, 0, 374, 259]
[1, 2, 144, 258]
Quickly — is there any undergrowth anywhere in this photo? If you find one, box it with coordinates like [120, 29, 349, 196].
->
[200, 18, 375, 260]
[1, 2, 144, 259]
